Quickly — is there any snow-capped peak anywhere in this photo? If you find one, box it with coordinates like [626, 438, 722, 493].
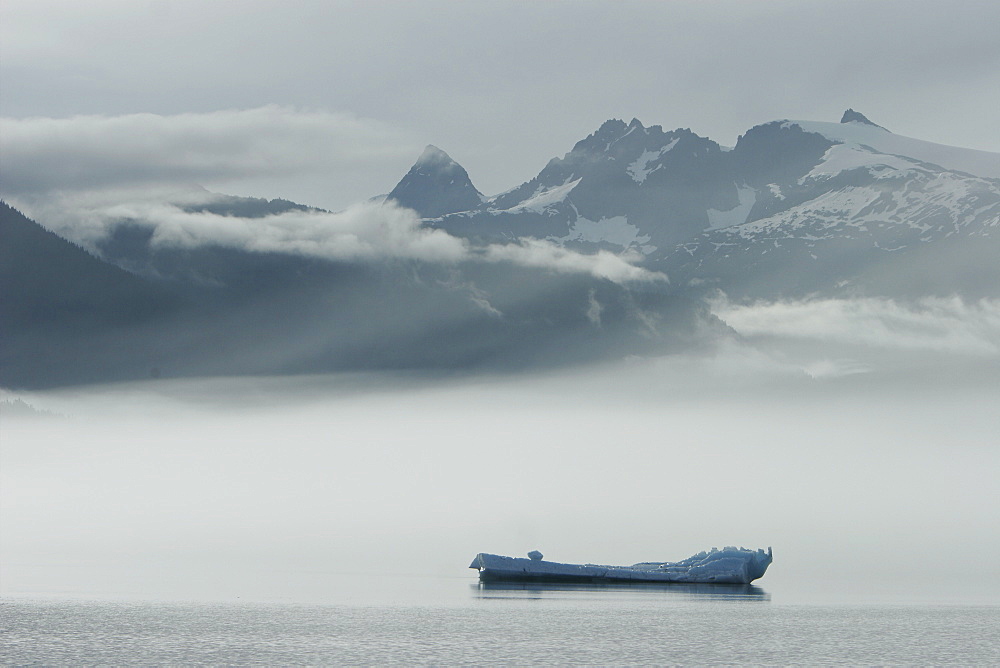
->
[784, 120, 1000, 179]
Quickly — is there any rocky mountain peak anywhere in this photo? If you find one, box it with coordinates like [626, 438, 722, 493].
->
[840, 108, 888, 131]
[598, 118, 629, 133]
[414, 144, 457, 167]
[386, 146, 483, 219]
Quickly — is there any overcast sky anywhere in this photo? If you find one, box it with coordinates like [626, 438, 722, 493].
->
[3, 0, 999, 211]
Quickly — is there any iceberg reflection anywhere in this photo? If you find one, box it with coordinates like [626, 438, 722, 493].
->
[472, 581, 770, 602]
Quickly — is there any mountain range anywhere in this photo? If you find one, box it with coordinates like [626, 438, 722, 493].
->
[2, 109, 997, 388]
[394, 109, 1000, 298]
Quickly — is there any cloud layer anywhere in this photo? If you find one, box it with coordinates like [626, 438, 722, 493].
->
[712, 294, 1000, 356]
[0, 106, 419, 205]
[16, 187, 663, 284]
[125, 199, 469, 264]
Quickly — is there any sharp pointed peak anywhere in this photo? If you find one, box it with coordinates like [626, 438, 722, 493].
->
[415, 144, 456, 165]
[387, 144, 482, 218]
[840, 109, 888, 131]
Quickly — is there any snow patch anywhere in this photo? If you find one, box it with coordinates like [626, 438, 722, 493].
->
[694, 167, 1000, 252]
[627, 138, 680, 183]
[553, 215, 653, 251]
[805, 144, 921, 181]
[784, 120, 1000, 179]
[498, 178, 581, 214]
[707, 185, 756, 229]
[609, 125, 639, 149]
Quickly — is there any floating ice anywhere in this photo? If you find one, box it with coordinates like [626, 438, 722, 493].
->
[470, 546, 773, 584]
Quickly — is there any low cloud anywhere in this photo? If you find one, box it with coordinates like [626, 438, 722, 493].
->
[0, 106, 419, 209]
[16, 188, 662, 283]
[711, 294, 1000, 356]
[137, 199, 468, 265]
[479, 238, 663, 284]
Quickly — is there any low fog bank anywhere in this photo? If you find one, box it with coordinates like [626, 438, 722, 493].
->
[2, 198, 690, 390]
[3, 326, 998, 605]
[709, 293, 1000, 387]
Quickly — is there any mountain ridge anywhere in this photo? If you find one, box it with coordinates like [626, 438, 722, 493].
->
[386, 110, 999, 299]
[4, 109, 998, 388]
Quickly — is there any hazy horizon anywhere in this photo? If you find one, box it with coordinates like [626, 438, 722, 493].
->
[4, 298, 999, 605]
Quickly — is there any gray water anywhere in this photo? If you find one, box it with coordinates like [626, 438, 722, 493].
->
[3, 586, 997, 666]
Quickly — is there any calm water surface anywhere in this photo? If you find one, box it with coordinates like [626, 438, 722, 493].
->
[3, 582, 997, 665]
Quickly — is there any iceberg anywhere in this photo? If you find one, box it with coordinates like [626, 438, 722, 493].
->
[470, 546, 772, 585]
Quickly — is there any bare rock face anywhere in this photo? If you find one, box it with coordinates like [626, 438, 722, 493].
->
[840, 108, 888, 130]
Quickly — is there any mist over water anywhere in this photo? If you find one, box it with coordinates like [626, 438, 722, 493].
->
[4, 318, 999, 606]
